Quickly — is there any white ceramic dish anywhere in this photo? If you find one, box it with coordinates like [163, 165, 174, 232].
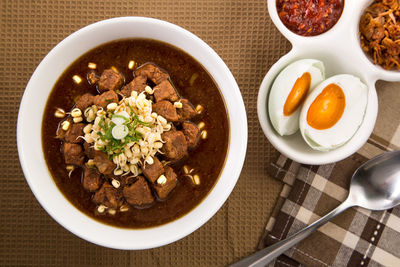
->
[17, 17, 247, 249]
[258, 0, 400, 165]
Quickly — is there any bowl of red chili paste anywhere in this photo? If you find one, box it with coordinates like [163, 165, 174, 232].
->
[276, 0, 344, 37]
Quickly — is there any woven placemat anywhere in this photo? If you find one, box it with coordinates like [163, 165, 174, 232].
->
[0, 0, 289, 266]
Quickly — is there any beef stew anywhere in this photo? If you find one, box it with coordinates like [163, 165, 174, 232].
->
[42, 39, 229, 228]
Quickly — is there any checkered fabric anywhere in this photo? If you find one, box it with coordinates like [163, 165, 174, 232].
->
[259, 83, 400, 267]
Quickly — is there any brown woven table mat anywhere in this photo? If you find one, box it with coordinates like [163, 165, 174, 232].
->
[0, 0, 288, 266]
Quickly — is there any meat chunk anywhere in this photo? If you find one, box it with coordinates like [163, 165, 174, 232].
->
[93, 182, 122, 209]
[65, 123, 85, 144]
[142, 157, 164, 183]
[135, 63, 169, 85]
[152, 100, 179, 122]
[161, 130, 188, 160]
[97, 69, 124, 92]
[120, 75, 147, 97]
[177, 99, 197, 121]
[83, 142, 95, 159]
[182, 121, 200, 149]
[93, 90, 119, 109]
[75, 93, 94, 111]
[123, 176, 154, 206]
[153, 80, 179, 102]
[63, 143, 85, 166]
[153, 166, 177, 199]
[94, 150, 116, 175]
[83, 167, 102, 192]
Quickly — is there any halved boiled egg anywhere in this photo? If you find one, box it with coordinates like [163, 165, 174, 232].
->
[299, 74, 368, 151]
[269, 59, 325, 135]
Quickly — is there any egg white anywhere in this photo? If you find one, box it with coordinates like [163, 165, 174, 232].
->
[299, 74, 368, 151]
[268, 59, 325, 136]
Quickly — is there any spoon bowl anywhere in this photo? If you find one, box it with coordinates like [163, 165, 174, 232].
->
[350, 150, 400, 211]
[231, 150, 400, 267]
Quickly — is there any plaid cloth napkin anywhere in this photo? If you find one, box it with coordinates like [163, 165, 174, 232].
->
[259, 82, 400, 267]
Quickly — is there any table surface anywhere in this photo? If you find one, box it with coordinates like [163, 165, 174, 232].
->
[1, 0, 290, 266]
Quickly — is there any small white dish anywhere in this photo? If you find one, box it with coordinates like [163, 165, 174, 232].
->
[258, 0, 400, 165]
[17, 17, 247, 249]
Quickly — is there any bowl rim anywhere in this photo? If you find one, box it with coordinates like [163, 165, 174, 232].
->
[17, 16, 248, 249]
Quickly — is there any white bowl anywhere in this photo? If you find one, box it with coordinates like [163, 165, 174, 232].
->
[258, 0, 400, 165]
[17, 17, 247, 249]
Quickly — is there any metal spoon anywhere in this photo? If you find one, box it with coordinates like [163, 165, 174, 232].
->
[230, 150, 400, 267]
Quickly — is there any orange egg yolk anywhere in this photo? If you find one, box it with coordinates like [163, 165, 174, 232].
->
[306, 83, 346, 130]
[283, 72, 311, 116]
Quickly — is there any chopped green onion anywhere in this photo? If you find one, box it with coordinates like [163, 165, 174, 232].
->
[112, 125, 129, 140]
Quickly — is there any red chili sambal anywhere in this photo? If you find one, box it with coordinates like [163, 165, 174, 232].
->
[276, 0, 344, 36]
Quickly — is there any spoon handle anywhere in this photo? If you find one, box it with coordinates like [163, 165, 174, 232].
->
[230, 199, 353, 267]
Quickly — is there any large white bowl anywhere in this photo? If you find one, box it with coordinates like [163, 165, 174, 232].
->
[17, 17, 247, 249]
[258, 0, 400, 165]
